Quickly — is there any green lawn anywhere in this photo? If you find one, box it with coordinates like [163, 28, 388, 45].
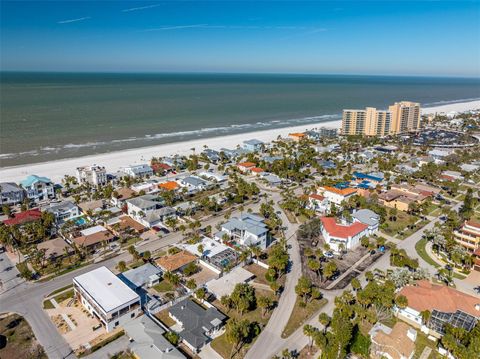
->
[381, 211, 420, 239]
[281, 297, 328, 338]
[413, 332, 438, 359]
[54, 289, 74, 304]
[153, 280, 174, 293]
[47, 284, 73, 297]
[43, 299, 55, 309]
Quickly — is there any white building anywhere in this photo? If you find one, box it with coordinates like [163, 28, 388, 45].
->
[73, 266, 141, 332]
[20, 175, 55, 202]
[177, 176, 209, 192]
[126, 195, 175, 229]
[122, 164, 153, 178]
[307, 193, 329, 213]
[318, 186, 357, 206]
[76, 165, 107, 186]
[320, 216, 370, 252]
[45, 200, 81, 225]
[0, 182, 25, 206]
[130, 180, 159, 194]
[216, 213, 269, 249]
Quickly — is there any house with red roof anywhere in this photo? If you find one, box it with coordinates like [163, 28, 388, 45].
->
[307, 194, 328, 213]
[3, 209, 42, 226]
[320, 216, 370, 252]
[237, 162, 256, 173]
[318, 186, 357, 205]
[396, 280, 480, 337]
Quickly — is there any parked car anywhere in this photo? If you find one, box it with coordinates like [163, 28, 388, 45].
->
[324, 251, 334, 259]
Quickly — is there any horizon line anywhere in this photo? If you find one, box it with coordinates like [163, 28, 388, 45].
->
[1, 70, 479, 80]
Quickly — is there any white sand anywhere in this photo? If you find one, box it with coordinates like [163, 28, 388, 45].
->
[1, 99, 479, 183]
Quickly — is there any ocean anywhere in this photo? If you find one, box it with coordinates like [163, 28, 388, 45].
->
[1, 72, 479, 167]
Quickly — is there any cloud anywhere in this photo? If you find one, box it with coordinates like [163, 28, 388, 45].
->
[122, 3, 161, 12]
[57, 16, 91, 24]
[141, 24, 327, 33]
[141, 24, 210, 32]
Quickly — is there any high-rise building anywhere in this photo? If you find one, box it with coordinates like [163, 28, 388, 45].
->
[341, 101, 421, 136]
[341, 107, 391, 136]
[388, 101, 421, 134]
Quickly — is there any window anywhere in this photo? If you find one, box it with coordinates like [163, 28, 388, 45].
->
[115, 321, 119, 327]
[131, 313, 135, 318]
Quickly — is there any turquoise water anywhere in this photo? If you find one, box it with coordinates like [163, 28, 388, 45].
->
[1, 72, 479, 166]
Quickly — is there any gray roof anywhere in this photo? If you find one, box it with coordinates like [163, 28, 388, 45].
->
[124, 315, 185, 359]
[352, 209, 380, 227]
[0, 182, 23, 193]
[127, 195, 159, 209]
[222, 214, 268, 236]
[181, 176, 207, 187]
[120, 263, 162, 289]
[263, 174, 282, 184]
[144, 207, 176, 222]
[46, 200, 77, 213]
[243, 139, 263, 146]
[169, 299, 226, 349]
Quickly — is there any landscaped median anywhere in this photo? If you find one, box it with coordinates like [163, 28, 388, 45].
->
[281, 297, 327, 338]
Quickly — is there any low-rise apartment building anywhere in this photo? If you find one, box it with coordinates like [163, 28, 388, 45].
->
[45, 200, 81, 225]
[73, 266, 141, 332]
[122, 164, 153, 178]
[453, 220, 480, 253]
[76, 165, 107, 186]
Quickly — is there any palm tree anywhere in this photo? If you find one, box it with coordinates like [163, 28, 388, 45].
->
[303, 324, 317, 351]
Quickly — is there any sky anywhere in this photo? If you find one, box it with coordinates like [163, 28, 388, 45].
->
[1, 1, 479, 77]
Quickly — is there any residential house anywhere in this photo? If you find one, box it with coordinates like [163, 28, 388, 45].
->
[131, 181, 160, 194]
[378, 184, 430, 212]
[168, 298, 226, 353]
[428, 149, 453, 163]
[288, 132, 306, 142]
[307, 193, 329, 213]
[127, 195, 175, 229]
[202, 148, 221, 163]
[162, 157, 186, 170]
[351, 209, 381, 233]
[0, 182, 25, 206]
[3, 208, 42, 226]
[263, 155, 283, 164]
[71, 225, 115, 250]
[119, 263, 162, 292]
[73, 266, 141, 332]
[156, 250, 197, 273]
[262, 174, 282, 187]
[461, 163, 480, 173]
[37, 238, 73, 261]
[320, 216, 370, 252]
[217, 213, 269, 249]
[76, 165, 107, 186]
[122, 164, 153, 178]
[198, 171, 227, 183]
[20, 175, 55, 202]
[370, 322, 416, 359]
[151, 162, 172, 175]
[111, 187, 136, 208]
[352, 171, 384, 186]
[243, 139, 264, 152]
[177, 176, 209, 192]
[318, 160, 337, 170]
[318, 186, 357, 205]
[205, 267, 254, 298]
[45, 201, 81, 225]
[237, 162, 256, 173]
[158, 181, 180, 192]
[123, 315, 185, 359]
[396, 280, 480, 337]
[453, 220, 480, 253]
[250, 167, 265, 176]
[179, 236, 238, 271]
[441, 170, 464, 182]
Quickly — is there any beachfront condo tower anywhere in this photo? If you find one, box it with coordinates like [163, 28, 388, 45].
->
[388, 101, 421, 134]
[341, 101, 421, 136]
[341, 107, 391, 136]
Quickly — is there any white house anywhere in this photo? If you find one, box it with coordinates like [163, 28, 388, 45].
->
[198, 171, 227, 183]
[307, 193, 329, 213]
[20, 175, 55, 202]
[122, 164, 153, 178]
[318, 186, 357, 206]
[76, 165, 107, 186]
[177, 176, 209, 192]
[126, 195, 175, 229]
[351, 209, 380, 234]
[45, 200, 81, 225]
[320, 216, 370, 252]
[130, 180, 159, 194]
[216, 213, 269, 249]
[73, 266, 141, 332]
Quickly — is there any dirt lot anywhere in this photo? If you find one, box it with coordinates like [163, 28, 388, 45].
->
[0, 313, 47, 359]
[188, 264, 218, 286]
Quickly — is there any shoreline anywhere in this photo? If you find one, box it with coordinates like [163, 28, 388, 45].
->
[1, 99, 479, 183]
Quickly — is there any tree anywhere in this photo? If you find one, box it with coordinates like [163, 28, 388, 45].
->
[395, 294, 408, 309]
[351, 278, 361, 292]
[303, 324, 317, 351]
[117, 260, 127, 272]
[318, 313, 331, 333]
[307, 258, 321, 279]
[195, 287, 206, 301]
[142, 250, 151, 261]
[164, 331, 179, 345]
[230, 283, 256, 314]
[295, 276, 313, 303]
[323, 261, 338, 280]
[197, 244, 204, 257]
[257, 295, 273, 317]
[186, 278, 197, 291]
[225, 318, 251, 358]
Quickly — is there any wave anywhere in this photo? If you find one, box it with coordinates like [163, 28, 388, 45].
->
[0, 113, 340, 160]
[423, 97, 480, 107]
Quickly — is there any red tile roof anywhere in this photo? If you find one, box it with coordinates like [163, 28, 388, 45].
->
[3, 209, 42, 226]
[237, 162, 256, 168]
[250, 167, 264, 173]
[466, 220, 480, 230]
[159, 181, 179, 191]
[309, 194, 325, 201]
[320, 217, 368, 239]
[151, 163, 172, 171]
[398, 280, 480, 318]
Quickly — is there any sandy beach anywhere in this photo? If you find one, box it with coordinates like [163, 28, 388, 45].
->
[1, 99, 479, 183]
